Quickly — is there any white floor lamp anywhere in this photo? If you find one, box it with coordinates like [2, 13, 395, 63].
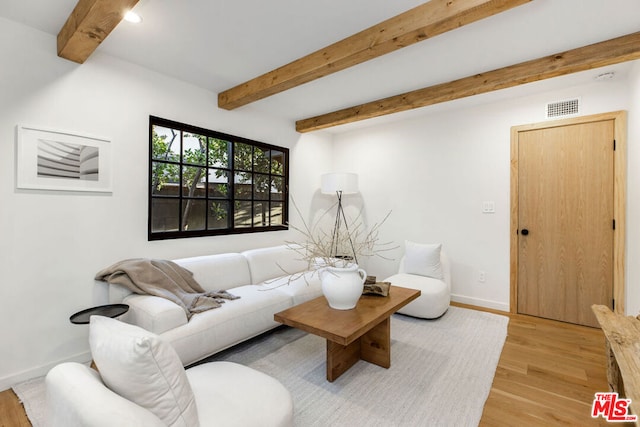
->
[321, 172, 359, 263]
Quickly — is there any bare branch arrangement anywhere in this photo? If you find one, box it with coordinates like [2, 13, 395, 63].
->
[286, 197, 397, 271]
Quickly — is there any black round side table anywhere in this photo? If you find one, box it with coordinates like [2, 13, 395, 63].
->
[69, 304, 129, 324]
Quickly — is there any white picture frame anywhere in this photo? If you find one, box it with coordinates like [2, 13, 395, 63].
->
[16, 125, 112, 193]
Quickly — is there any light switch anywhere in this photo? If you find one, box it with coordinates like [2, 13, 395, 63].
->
[482, 201, 495, 213]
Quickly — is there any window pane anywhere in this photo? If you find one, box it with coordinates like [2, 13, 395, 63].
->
[234, 201, 252, 228]
[254, 147, 270, 173]
[182, 199, 206, 231]
[152, 126, 180, 162]
[207, 169, 229, 198]
[208, 201, 229, 230]
[208, 138, 230, 168]
[253, 202, 268, 227]
[254, 173, 269, 200]
[182, 166, 206, 198]
[183, 133, 206, 166]
[149, 117, 288, 240]
[270, 202, 284, 225]
[152, 162, 180, 196]
[234, 142, 252, 171]
[271, 176, 283, 201]
[234, 172, 252, 198]
[271, 150, 285, 175]
[151, 198, 180, 232]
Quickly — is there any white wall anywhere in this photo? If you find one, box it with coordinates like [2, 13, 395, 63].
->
[333, 70, 637, 313]
[626, 61, 640, 315]
[0, 18, 332, 390]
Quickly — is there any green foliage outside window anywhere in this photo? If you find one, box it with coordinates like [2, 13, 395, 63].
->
[149, 116, 288, 240]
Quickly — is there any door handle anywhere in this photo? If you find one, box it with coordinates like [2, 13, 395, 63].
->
[521, 229, 529, 236]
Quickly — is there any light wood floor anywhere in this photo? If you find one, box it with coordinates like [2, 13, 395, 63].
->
[0, 388, 30, 427]
[467, 303, 628, 427]
[0, 304, 623, 427]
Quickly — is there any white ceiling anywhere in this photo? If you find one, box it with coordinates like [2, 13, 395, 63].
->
[1, 0, 639, 133]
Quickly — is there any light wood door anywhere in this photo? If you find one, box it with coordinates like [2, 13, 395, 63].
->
[516, 119, 614, 327]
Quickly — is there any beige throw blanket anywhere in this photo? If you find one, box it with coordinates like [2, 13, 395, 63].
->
[95, 259, 239, 319]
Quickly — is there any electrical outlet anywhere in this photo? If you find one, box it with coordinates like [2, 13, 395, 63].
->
[479, 271, 486, 283]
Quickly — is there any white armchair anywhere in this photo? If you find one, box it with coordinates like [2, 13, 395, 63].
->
[46, 316, 293, 427]
[384, 242, 451, 319]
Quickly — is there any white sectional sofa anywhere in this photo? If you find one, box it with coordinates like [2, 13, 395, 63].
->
[97, 245, 322, 366]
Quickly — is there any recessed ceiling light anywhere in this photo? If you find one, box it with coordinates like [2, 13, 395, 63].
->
[594, 72, 615, 81]
[124, 10, 142, 24]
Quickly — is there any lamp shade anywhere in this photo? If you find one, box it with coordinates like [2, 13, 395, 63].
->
[321, 173, 359, 195]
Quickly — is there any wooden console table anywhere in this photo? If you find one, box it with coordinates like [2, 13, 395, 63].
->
[592, 304, 640, 420]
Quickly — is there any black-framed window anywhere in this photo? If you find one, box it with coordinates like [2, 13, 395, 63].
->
[149, 116, 288, 240]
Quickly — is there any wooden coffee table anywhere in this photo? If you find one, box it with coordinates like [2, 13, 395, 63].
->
[274, 285, 420, 382]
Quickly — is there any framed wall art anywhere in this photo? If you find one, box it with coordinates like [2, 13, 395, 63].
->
[16, 125, 112, 193]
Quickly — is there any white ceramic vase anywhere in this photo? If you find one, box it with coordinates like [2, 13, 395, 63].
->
[320, 264, 367, 310]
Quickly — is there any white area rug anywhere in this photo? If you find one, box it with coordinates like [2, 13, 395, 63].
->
[206, 306, 508, 426]
[13, 306, 507, 427]
[12, 376, 46, 427]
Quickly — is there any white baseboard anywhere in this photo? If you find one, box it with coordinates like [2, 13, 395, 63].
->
[0, 351, 91, 392]
[451, 294, 509, 312]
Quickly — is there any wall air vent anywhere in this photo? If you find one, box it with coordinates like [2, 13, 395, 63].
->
[545, 98, 580, 119]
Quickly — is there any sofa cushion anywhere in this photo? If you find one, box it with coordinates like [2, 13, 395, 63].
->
[89, 316, 199, 427]
[161, 284, 292, 366]
[123, 294, 188, 335]
[258, 271, 323, 305]
[173, 253, 250, 292]
[403, 241, 443, 279]
[242, 245, 310, 284]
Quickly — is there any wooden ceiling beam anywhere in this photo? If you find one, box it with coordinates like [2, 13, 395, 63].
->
[57, 0, 140, 64]
[218, 0, 532, 110]
[296, 31, 640, 133]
